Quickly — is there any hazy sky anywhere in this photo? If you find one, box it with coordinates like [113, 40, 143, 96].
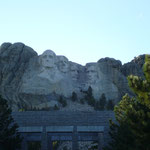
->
[0, 0, 150, 65]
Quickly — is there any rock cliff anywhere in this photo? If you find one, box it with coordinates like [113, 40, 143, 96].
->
[0, 42, 145, 111]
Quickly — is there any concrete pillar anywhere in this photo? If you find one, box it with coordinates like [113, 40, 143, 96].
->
[41, 126, 48, 150]
[98, 132, 104, 150]
[21, 134, 28, 150]
[72, 126, 79, 150]
[47, 136, 53, 150]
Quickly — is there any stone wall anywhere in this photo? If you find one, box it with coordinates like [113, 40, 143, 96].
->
[12, 111, 115, 147]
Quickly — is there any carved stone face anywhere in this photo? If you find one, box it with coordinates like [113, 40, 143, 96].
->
[86, 64, 98, 83]
[70, 63, 79, 80]
[40, 50, 56, 69]
[57, 56, 69, 73]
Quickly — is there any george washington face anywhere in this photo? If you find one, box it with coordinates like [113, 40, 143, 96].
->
[40, 50, 56, 69]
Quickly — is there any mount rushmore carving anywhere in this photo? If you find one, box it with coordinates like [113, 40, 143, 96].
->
[0, 42, 144, 110]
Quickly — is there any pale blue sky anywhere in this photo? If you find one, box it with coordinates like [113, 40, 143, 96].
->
[0, 0, 150, 65]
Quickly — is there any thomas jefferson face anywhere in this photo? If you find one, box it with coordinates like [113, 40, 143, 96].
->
[57, 56, 69, 73]
[40, 50, 56, 69]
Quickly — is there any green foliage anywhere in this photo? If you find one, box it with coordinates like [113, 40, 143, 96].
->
[28, 141, 41, 150]
[96, 93, 107, 110]
[87, 86, 93, 97]
[53, 141, 62, 150]
[59, 95, 63, 103]
[94, 93, 114, 111]
[80, 98, 85, 104]
[106, 99, 114, 110]
[81, 86, 92, 99]
[0, 95, 22, 150]
[71, 91, 78, 102]
[82, 86, 96, 106]
[100, 93, 107, 108]
[88, 141, 98, 150]
[143, 55, 150, 82]
[63, 146, 68, 150]
[59, 96, 67, 107]
[104, 54, 150, 150]
[88, 97, 96, 106]
[53, 104, 59, 110]
[104, 120, 136, 150]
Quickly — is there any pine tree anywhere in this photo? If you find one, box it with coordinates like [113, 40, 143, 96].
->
[99, 93, 107, 110]
[71, 92, 78, 102]
[84, 86, 96, 106]
[104, 119, 136, 150]
[58, 96, 67, 107]
[94, 93, 107, 110]
[0, 95, 22, 150]
[87, 86, 93, 98]
[104, 55, 150, 150]
[106, 99, 114, 110]
[53, 104, 59, 110]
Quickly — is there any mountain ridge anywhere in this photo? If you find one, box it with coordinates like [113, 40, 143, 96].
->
[0, 42, 145, 111]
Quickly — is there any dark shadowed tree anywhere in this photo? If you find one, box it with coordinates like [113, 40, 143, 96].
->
[0, 95, 22, 150]
[104, 55, 150, 150]
[106, 99, 114, 110]
[53, 104, 59, 110]
[95, 93, 107, 110]
[58, 96, 67, 107]
[99, 93, 107, 110]
[84, 86, 96, 106]
[71, 91, 78, 102]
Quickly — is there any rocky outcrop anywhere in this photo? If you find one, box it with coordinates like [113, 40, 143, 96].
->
[0, 42, 145, 111]
[0, 42, 37, 110]
[97, 58, 131, 102]
[121, 55, 145, 77]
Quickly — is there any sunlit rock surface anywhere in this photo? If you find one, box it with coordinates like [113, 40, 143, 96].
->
[0, 42, 144, 110]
